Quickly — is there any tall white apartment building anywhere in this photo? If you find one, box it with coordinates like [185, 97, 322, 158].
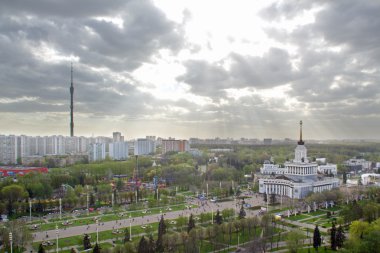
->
[45, 136, 57, 155]
[0, 135, 18, 164]
[65, 136, 79, 154]
[57, 135, 65, 155]
[78, 136, 89, 153]
[20, 135, 37, 157]
[109, 142, 128, 160]
[89, 143, 106, 161]
[113, 132, 124, 142]
[134, 138, 155, 155]
[36, 136, 46, 155]
[0, 134, 121, 163]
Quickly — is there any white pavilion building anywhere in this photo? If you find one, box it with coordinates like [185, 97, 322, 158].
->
[259, 121, 340, 199]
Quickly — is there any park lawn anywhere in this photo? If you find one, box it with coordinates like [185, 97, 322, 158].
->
[277, 220, 299, 228]
[269, 245, 288, 252]
[269, 207, 291, 214]
[38, 203, 194, 231]
[300, 215, 338, 229]
[286, 214, 311, 221]
[34, 220, 284, 253]
[320, 222, 334, 228]
[307, 210, 328, 216]
[201, 240, 231, 253]
[166, 225, 264, 252]
[297, 246, 336, 253]
[324, 205, 341, 212]
[179, 191, 196, 196]
[199, 241, 215, 253]
[33, 221, 160, 250]
[300, 216, 324, 224]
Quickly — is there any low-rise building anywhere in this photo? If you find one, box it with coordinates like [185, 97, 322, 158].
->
[161, 139, 189, 154]
[318, 164, 337, 175]
[344, 158, 372, 172]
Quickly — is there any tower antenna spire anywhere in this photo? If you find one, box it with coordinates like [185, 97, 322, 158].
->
[298, 120, 304, 145]
[70, 62, 74, 137]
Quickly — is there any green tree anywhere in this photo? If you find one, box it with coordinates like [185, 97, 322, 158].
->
[156, 215, 166, 252]
[138, 236, 150, 253]
[215, 209, 223, 225]
[148, 234, 155, 253]
[116, 179, 123, 191]
[124, 227, 130, 243]
[38, 244, 46, 253]
[286, 230, 303, 253]
[313, 225, 321, 251]
[239, 206, 246, 219]
[343, 172, 347, 184]
[1, 184, 28, 215]
[0, 220, 32, 249]
[188, 213, 195, 232]
[362, 202, 380, 223]
[336, 225, 345, 249]
[92, 243, 100, 253]
[83, 234, 92, 250]
[349, 220, 369, 240]
[330, 223, 337, 251]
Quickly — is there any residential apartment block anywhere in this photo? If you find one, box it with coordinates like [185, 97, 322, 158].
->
[161, 139, 190, 154]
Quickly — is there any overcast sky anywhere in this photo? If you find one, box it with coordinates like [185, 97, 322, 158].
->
[0, 0, 379, 140]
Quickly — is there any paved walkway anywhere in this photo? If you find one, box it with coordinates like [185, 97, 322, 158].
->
[28, 197, 336, 253]
[27, 195, 265, 252]
[33, 196, 265, 242]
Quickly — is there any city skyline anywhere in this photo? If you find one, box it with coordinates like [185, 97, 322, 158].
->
[1, 1, 380, 140]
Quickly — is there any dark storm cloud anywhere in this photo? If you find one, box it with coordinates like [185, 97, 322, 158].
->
[229, 48, 295, 88]
[177, 47, 296, 98]
[1, 0, 380, 138]
[259, 1, 315, 21]
[0, 0, 129, 17]
[176, 60, 229, 97]
[258, 0, 380, 122]
[0, 0, 184, 121]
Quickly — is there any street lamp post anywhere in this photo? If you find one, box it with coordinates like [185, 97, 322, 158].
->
[96, 219, 99, 244]
[86, 185, 89, 216]
[211, 208, 214, 224]
[9, 232, 12, 253]
[266, 185, 269, 212]
[129, 215, 132, 241]
[206, 183, 208, 199]
[56, 224, 59, 253]
[29, 198, 32, 222]
[59, 198, 62, 220]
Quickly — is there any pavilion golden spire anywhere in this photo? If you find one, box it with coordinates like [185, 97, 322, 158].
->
[298, 120, 304, 145]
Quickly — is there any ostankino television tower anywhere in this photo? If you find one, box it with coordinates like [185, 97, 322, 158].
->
[70, 63, 74, 137]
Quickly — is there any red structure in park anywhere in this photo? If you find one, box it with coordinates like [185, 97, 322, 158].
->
[0, 167, 48, 177]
